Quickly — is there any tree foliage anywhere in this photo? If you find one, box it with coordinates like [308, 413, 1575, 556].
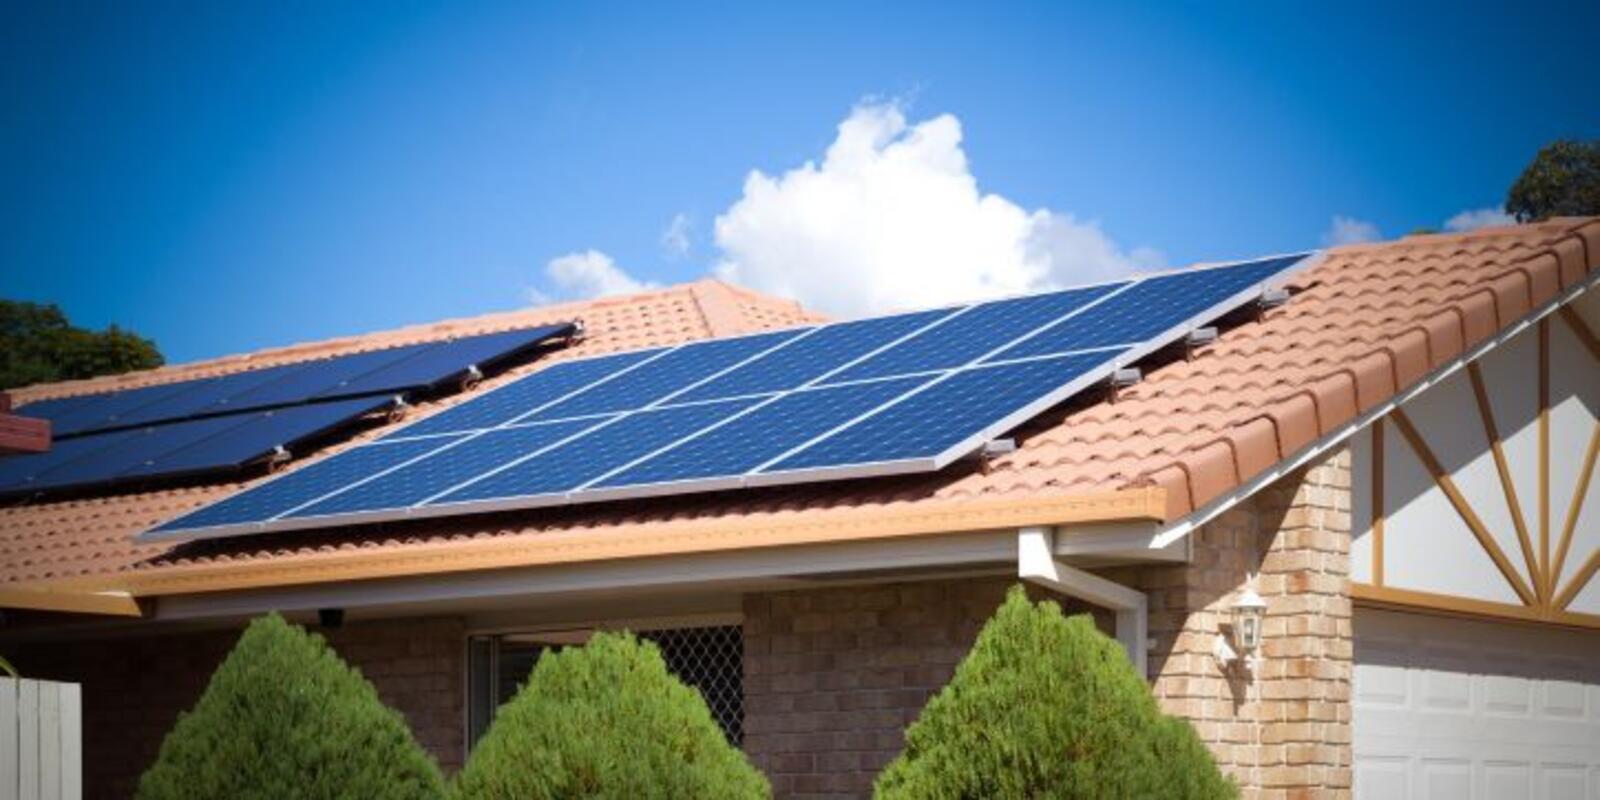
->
[875, 586, 1235, 799]
[1506, 139, 1600, 222]
[137, 613, 445, 800]
[0, 299, 163, 390]
[451, 631, 768, 800]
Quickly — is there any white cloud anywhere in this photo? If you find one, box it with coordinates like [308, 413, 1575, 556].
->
[1322, 215, 1381, 247]
[1444, 207, 1514, 232]
[711, 101, 1156, 318]
[529, 249, 656, 304]
[661, 213, 692, 259]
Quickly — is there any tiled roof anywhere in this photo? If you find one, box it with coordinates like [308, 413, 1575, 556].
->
[0, 279, 822, 585]
[2, 219, 1597, 591]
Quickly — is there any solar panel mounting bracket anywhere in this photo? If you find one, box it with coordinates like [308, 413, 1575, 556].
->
[1184, 327, 1219, 360]
[1258, 286, 1291, 311]
[974, 438, 1017, 475]
[386, 397, 411, 424]
[264, 445, 292, 473]
[1107, 367, 1142, 404]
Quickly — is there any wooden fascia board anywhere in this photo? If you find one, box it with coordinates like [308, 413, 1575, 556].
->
[0, 586, 144, 617]
[35, 487, 1167, 599]
[1353, 582, 1600, 631]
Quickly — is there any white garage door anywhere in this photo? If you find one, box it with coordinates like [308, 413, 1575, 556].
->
[1354, 608, 1600, 799]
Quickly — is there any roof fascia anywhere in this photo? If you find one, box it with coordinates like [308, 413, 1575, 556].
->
[0, 587, 144, 617]
[37, 487, 1165, 599]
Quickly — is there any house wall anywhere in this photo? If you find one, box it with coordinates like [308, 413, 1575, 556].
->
[739, 447, 1355, 800]
[9, 615, 464, 799]
[6, 449, 1354, 800]
[1119, 446, 1355, 799]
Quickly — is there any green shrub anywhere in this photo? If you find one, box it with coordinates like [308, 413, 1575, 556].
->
[137, 613, 445, 800]
[451, 631, 768, 800]
[875, 586, 1235, 799]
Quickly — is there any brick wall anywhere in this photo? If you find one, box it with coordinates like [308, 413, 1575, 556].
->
[10, 615, 465, 799]
[1126, 446, 1354, 799]
[742, 577, 1107, 799]
[745, 446, 1353, 800]
[5, 449, 1353, 799]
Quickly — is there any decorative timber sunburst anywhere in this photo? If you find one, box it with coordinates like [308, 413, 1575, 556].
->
[1353, 292, 1600, 629]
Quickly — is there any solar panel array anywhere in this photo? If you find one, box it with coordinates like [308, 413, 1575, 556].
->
[146, 255, 1312, 541]
[20, 324, 575, 438]
[0, 323, 575, 498]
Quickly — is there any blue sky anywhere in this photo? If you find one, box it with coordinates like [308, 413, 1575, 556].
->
[2, 2, 1596, 363]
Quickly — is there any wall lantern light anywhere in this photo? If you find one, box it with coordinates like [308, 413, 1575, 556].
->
[1214, 580, 1267, 675]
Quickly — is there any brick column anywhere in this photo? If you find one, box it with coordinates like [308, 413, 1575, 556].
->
[1132, 447, 1354, 798]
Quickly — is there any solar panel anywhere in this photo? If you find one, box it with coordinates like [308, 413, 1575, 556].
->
[289, 418, 606, 519]
[121, 396, 398, 481]
[18, 323, 575, 438]
[389, 349, 665, 439]
[0, 395, 394, 497]
[155, 435, 461, 533]
[525, 331, 800, 420]
[145, 254, 1316, 541]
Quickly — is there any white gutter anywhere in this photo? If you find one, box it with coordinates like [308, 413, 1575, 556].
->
[1017, 526, 1149, 678]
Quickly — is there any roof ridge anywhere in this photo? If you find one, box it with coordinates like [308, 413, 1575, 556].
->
[684, 279, 752, 337]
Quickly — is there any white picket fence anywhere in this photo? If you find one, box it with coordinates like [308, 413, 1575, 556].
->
[1, 678, 81, 800]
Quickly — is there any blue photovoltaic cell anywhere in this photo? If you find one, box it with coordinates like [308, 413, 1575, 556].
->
[13, 394, 110, 431]
[22, 324, 575, 439]
[598, 376, 931, 489]
[108, 363, 315, 429]
[28, 414, 258, 490]
[225, 343, 438, 410]
[48, 381, 197, 437]
[123, 395, 396, 481]
[770, 351, 1121, 472]
[150, 435, 463, 533]
[529, 331, 801, 420]
[0, 395, 394, 496]
[991, 255, 1301, 360]
[292, 418, 604, 517]
[673, 310, 952, 403]
[826, 283, 1127, 384]
[0, 429, 140, 492]
[389, 349, 664, 439]
[311, 324, 572, 401]
[435, 398, 760, 503]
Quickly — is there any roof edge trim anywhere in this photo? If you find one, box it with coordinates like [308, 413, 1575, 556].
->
[0, 586, 145, 617]
[1148, 227, 1600, 545]
[42, 487, 1166, 598]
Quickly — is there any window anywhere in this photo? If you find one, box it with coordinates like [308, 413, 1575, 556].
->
[467, 623, 744, 750]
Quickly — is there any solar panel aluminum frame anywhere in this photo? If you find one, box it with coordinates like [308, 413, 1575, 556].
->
[139, 253, 1319, 543]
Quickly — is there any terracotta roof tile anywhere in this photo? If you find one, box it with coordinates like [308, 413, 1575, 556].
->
[2, 219, 1598, 588]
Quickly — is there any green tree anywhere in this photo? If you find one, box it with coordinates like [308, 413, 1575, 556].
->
[0, 299, 163, 390]
[451, 631, 768, 800]
[1506, 139, 1600, 222]
[137, 613, 445, 800]
[876, 586, 1235, 799]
